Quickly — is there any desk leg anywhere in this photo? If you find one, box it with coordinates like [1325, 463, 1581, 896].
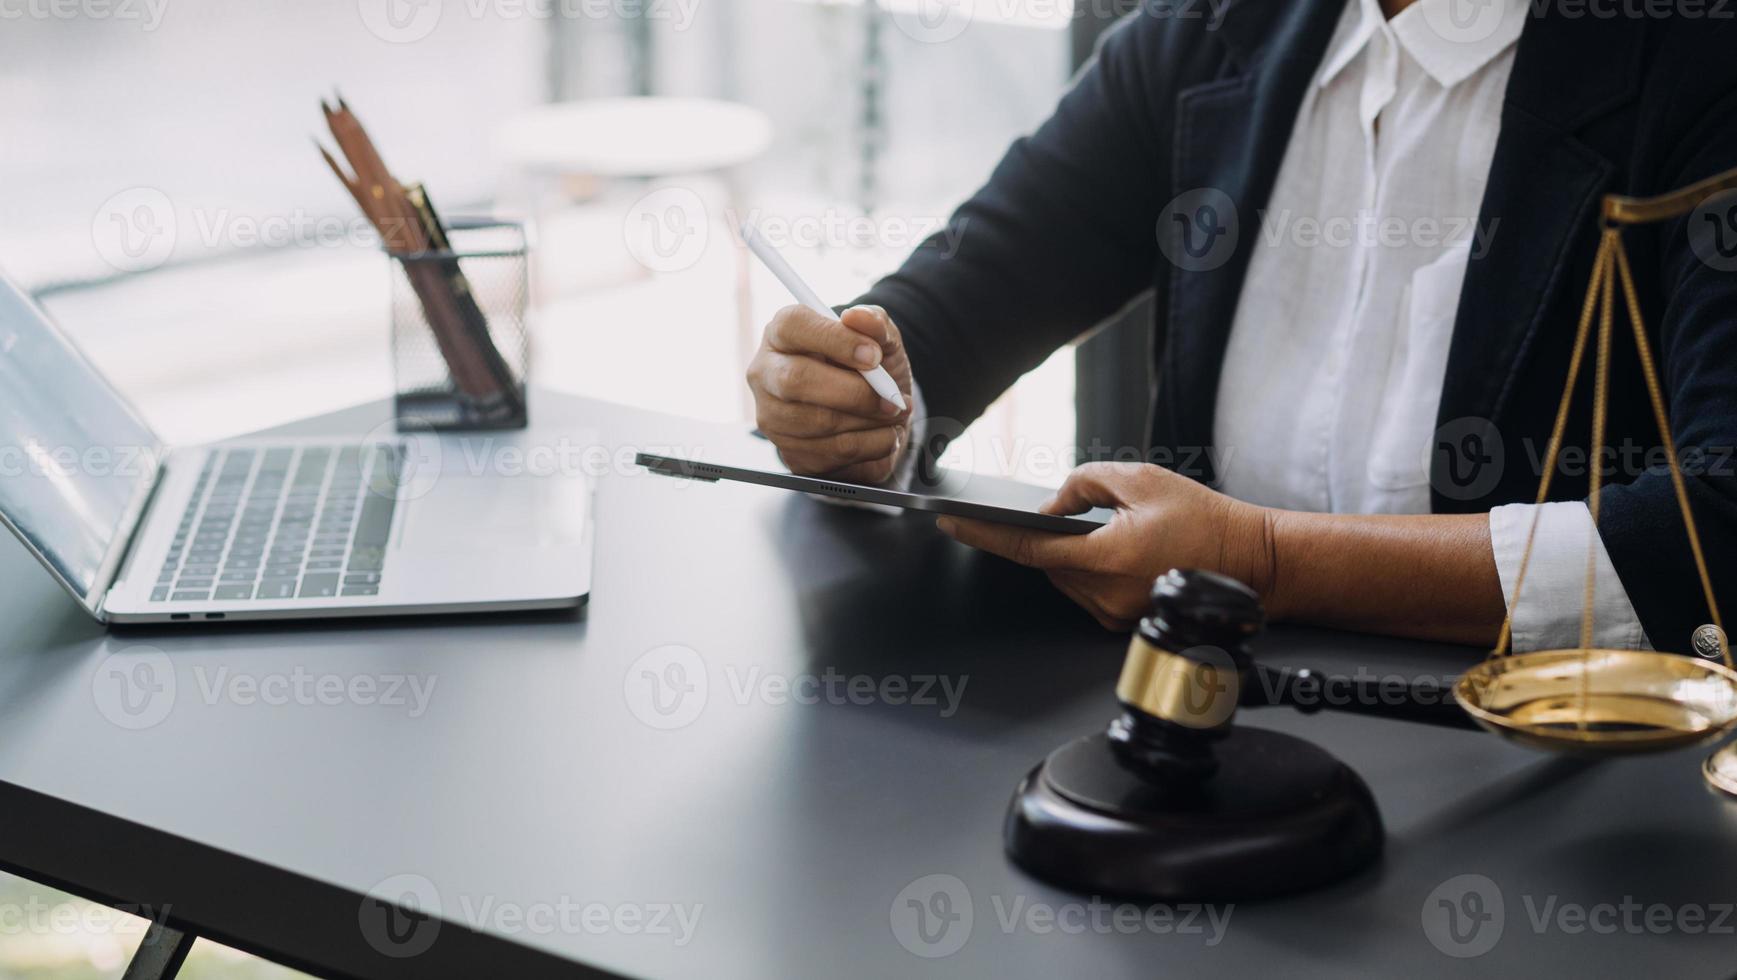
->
[122, 921, 196, 980]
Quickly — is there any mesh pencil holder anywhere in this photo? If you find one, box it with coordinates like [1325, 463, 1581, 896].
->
[387, 217, 530, 431]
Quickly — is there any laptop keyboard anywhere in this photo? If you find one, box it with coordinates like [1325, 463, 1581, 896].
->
[150, 444, 403, 602]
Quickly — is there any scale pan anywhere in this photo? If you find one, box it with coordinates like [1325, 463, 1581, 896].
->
[1454, 650, 1737, 754]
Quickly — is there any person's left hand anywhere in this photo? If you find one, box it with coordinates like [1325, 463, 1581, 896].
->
[935, 462, 1274, 630]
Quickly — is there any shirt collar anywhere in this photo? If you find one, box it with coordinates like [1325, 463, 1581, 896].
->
[1316, 0, 1526, 90]
[1315, 0, 1384, 90]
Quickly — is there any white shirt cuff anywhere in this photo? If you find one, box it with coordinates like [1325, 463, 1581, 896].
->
[808, 381, 925, 515]
[1488, 501, 1651, 652]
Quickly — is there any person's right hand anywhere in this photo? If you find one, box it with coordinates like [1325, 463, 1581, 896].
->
[747, 304, 914, 483]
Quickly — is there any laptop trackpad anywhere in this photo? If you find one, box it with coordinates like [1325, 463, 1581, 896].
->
[399, 466, 588, 553]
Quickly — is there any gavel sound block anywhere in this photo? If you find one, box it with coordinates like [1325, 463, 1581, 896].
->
[1003, 569, 1388, 902]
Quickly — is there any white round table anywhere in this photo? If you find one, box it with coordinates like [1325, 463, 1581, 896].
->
[496, 97, 773, 178]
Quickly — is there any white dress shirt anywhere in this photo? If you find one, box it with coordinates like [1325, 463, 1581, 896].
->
[886, 0, 1646, 650]
[1212, 0, 1647, 650]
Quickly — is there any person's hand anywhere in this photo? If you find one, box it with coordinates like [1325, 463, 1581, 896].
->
[746, 304, 914, 483]
[935, 462, 1274, 630]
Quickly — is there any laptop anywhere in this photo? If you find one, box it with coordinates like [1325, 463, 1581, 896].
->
[0, 272, 592, 624]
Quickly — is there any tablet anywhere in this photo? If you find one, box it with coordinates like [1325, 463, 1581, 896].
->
[635, 453, 1112, 535]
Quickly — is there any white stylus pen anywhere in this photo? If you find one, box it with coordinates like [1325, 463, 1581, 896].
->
[741, 222, 907, 412]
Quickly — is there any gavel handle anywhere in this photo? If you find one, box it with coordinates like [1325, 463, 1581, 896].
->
[1244, 664, 1483, 731]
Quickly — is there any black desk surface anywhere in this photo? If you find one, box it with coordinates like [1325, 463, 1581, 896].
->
[0, 390, 1732, 978]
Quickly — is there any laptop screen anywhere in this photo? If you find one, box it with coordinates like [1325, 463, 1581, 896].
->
[0, 277, 161, 611]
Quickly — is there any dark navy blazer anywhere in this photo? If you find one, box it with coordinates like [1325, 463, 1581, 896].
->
[856, 0, 1737, 652]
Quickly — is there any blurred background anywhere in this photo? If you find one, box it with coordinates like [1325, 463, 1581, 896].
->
[0, 0, 1132, 974]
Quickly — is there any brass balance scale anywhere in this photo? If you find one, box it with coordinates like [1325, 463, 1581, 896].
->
[1454, 166, 1737, 784]
[1003, 168, 1737, 902]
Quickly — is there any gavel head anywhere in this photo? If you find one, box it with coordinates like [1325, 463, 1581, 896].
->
[1106, 569, 1264, 781]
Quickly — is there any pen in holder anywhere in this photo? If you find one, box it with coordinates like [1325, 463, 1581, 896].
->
[388, 216, 530, 431]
